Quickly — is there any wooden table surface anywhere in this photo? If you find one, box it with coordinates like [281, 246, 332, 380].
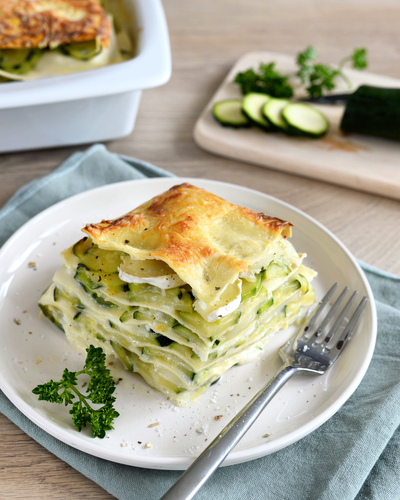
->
[1, 1, 400, 498]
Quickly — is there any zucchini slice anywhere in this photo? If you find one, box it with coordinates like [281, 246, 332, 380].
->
[296, 274, 309, 294]
[179, 309, 240, 339]
[76, 266, 128, 292]
[74, 267, 103, 290]
[212, 99, 250, 128]
[73, 237, 92, 259]
[242, 92, 271, 130]
[257, 296, 274, 316]
[264, 261, 291, 280]
[38, 304, 65, 332]
[284, 302, 301, 318]
[0, 48, 42, 74]
[282, 103, 329, 138]
[127, 285, 193, 313]
[262, 98, 290, 132]
[241, 272, 262, 302]
[119, 310, 134, 323]
[110, 341, 135, 371]
[133, 308, 177, 328]
[59, 39, 102, 60]
[73, 238, 123, 273]
[172, 324, 199, 344]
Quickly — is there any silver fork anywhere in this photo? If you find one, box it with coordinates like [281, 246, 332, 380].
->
[160, 283, 368, 500]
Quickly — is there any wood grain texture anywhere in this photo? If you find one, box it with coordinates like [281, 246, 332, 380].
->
[1, 0, 400, 498]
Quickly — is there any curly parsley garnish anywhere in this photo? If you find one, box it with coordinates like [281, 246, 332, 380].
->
[32, 345, 119, 438]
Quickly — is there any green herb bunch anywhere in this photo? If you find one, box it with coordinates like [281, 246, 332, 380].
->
[297, 47, 368, 98]
[234, 47, 368, 99]
[32, 345, 119, 438]
[234, 62, 294, 98]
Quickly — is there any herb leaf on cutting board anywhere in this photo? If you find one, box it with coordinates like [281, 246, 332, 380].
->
[340, 48, 368, 71]
[296, 46, 368, 98]
[234, 46, 368, 99]
[234, 62, 294, 98]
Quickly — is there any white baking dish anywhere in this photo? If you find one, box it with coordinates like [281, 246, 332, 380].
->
[0, 0, 171, 153]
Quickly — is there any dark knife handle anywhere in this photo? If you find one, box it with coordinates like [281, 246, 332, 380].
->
[298, 93, 351, 104]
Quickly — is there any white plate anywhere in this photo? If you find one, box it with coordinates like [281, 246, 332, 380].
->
[0, 178, 376, 470]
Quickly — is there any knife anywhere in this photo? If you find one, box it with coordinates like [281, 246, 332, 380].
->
[298, 93, 351, 104]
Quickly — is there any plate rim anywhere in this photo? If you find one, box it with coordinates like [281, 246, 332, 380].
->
[0, 177, 377, 469]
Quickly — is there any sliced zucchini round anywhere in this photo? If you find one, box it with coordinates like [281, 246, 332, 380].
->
[212, 99, 250, 128]
[60, 38, 102, 60]
[264, 260, 291, 280]
[241, 272, 262, 302]
[262, 98, 290, 132]
[242, 92, 271, 130]
[0, 48, 42, 74]
[282, 103, 329, 138]
[0, 49, 31, 68]
[257, 296, 274, 316]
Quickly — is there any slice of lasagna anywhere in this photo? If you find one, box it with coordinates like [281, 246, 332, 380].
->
[0, 0, 130, 80]
[39, 183, 317, 406]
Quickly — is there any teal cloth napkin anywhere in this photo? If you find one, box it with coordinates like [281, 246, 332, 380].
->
[0, 144, 399, 500]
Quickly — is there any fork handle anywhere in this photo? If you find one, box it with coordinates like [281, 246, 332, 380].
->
[160, 363, 298, 500]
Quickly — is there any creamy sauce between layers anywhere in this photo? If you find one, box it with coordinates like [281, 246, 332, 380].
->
[0, 20, 127, 81]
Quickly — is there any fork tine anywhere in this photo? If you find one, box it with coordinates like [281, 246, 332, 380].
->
[332, 296, 368, 353]
[312, 286, 348, 341]
[303, 282, 338, 334]
[324, 291, 358, 345]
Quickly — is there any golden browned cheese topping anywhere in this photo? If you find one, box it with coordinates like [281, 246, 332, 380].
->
[84, 183, 292, 263]
[0, 0, 111, 49]
[82, 183, 295, 316]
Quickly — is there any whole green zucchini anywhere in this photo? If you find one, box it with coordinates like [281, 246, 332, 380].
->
[340, 85, 400, 141]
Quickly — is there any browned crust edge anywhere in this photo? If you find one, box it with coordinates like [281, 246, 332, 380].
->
[0, 0, 111, 49]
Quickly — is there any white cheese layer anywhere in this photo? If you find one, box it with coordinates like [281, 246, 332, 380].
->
[194, 280, 242, 322]
[119, 270, 186, 289]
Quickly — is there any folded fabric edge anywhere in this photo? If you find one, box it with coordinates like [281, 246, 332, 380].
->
[0, 144, 176, 225]
[0, 146, 98, 222]
[359, 260, 400, 281]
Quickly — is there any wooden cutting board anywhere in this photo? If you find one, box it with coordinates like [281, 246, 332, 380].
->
[194, 51, 400, 200]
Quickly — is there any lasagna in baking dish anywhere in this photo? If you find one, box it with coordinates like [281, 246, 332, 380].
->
[39, 183, 317, 406]
[0, 0, 134, 80]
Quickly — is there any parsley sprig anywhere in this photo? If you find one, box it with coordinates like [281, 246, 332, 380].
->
[234, 46, 368, 99]
[297, 46, 368, 98]
[32, 345, 119, 438]
[339, 48, 368, 71]
[234, 62, 294, 98]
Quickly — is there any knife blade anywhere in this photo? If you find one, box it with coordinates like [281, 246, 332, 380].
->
[297, 93, 351, 104]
